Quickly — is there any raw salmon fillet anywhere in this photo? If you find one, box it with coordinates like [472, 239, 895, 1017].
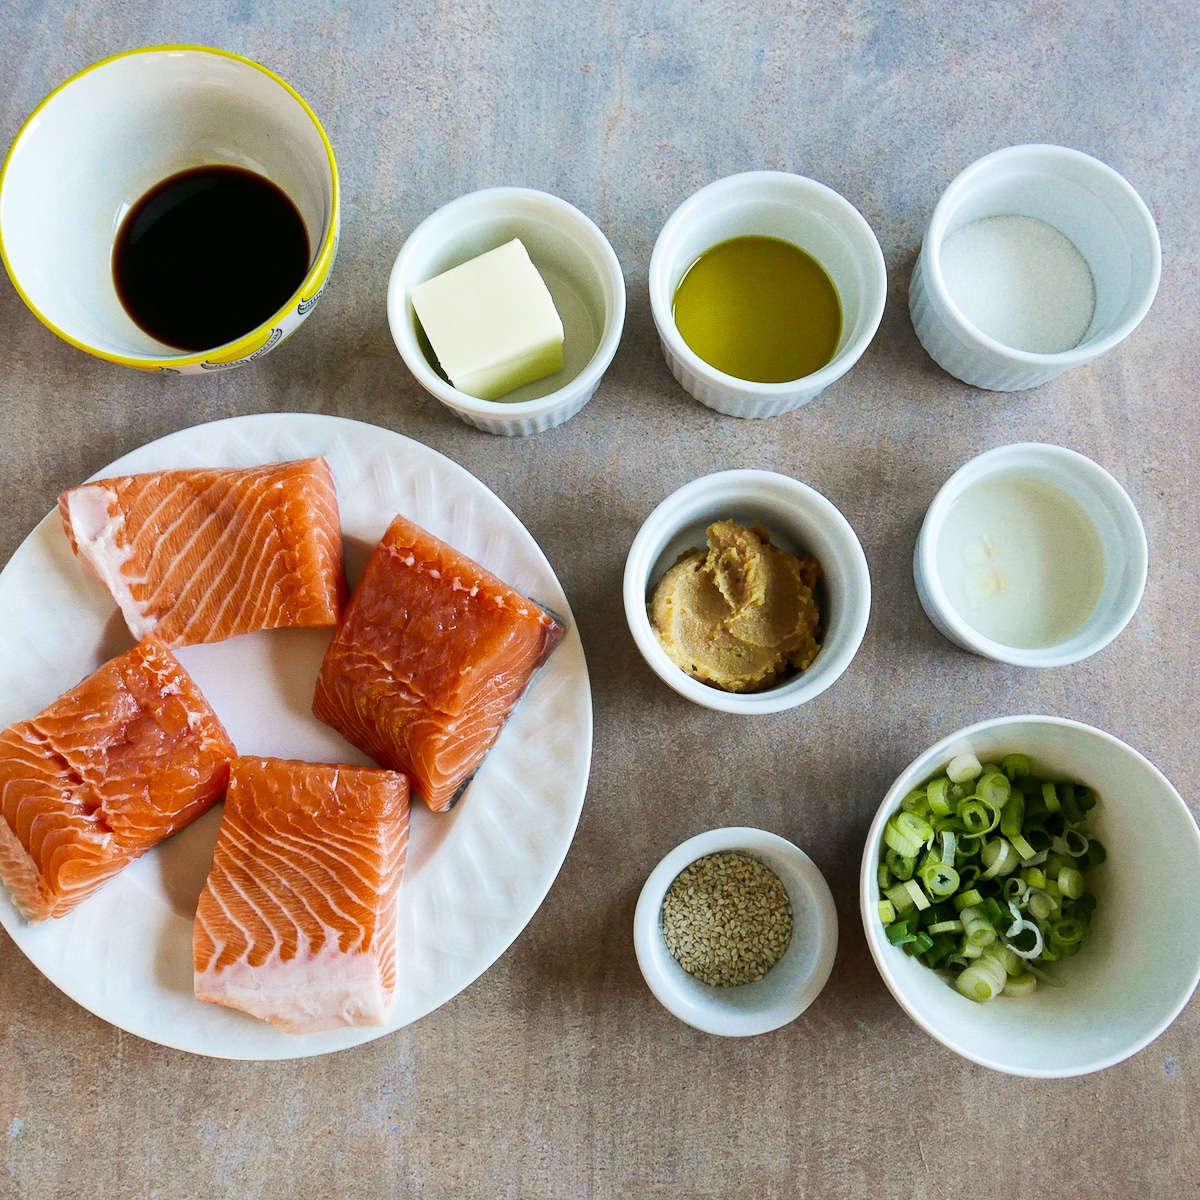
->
[193, 756, 410, 1034]
[58, 457, 346, 648]
[312, 514, 564, 811]
[0, 636, 236, 923]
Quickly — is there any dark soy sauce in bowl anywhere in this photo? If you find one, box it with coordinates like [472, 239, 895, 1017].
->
[113, 165, 310, 353]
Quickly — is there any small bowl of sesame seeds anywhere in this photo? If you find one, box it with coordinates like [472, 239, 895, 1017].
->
[634, 827, 838, 1036]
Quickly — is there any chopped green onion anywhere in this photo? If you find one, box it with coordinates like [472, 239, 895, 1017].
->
[954, 834, 984, 864]
[1063, 829, 1089, 858]
[957, 863, 981, 891]
[927, 776, 953, 817]
[907, 932, 934, 956]
[1003, 919, 1044, 960]
[955, 955, 1006, 1001]
[957, 798, 999, 835]
[982, 942, 1024, 976]
[927, 920, 964, 935]
[1048, 917, 1087, 946]
[1002, 753, 1031, 780]
[947, 752, 983, 783]
[885, 848, 916, 881]
[1060, 786, 1084, 825]
[959, 905, 997, 949]
[1002, 876, 1028, 904]
[1057, 866, 1085, 900]
[999, 789, 1024, 839]
[1004, 972, 1037, 997]
[884, 812, 932, 858]
[980, 837, 1019, 879]
[1025, 888, 1059, 921]
[877, 757, 1103, 1000]
[919, 861, 960, 897]
[1010, 833, 1038, 861]
[923, 933, 957, 968]
[976, 771, 1011, 810]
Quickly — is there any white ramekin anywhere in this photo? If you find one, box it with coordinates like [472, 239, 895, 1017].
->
[648, 171, 887, 418]
[909, 144, 1161, 391]
[388, 187, 626, 437]
[636, 827, 838, 1037]
[860, 715, 1200, 1077]
[913, 442, 1147, 667]
[623, 469, 871, 714]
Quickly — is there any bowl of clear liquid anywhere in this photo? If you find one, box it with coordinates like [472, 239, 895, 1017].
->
[914, 443, 1147, 667]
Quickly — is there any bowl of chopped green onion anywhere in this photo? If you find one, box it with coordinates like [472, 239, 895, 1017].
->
[860, 715, 1200, 1077]
[635, 827, 838, 1036]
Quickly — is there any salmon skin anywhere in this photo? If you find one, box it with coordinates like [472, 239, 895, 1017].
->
[59, 457, 347, 648]
[0, 636, 236, 923]
[312, 514, 564, 812]
[193, 756, 410, 1034]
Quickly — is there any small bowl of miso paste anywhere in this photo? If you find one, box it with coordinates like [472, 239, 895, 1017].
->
[914, 443, 1147, 667]
[649, 171, 886, 418]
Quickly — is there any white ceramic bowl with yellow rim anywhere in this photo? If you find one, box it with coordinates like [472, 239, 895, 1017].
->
[623, 469, 871, 713]
[634, 827, 838, 1037]
[0, 45, 339, 374]
[860, 715, 1200, 1077]
[387, 187, 626, 437]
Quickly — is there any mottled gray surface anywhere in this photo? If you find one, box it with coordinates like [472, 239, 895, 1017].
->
[2, 2, 1199, 1197]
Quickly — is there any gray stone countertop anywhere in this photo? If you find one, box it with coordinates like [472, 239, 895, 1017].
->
[2, 3, 1198, 1197]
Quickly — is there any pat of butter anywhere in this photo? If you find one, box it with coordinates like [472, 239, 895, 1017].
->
[410, 238, 565, 401]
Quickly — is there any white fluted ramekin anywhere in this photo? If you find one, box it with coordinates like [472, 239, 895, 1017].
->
[649, 172, 886, 418]
[909, 144, 1160, 392]
[623, 469, 871, 713]
[388, 187, 625, 437]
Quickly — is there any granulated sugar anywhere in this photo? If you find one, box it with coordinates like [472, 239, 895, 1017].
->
[939, 214, 1096, 354]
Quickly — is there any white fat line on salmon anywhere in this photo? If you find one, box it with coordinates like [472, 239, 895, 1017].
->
[65, 487, 153, 638]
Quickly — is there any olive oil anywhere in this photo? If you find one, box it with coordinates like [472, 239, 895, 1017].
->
[672, 235, 841, 383]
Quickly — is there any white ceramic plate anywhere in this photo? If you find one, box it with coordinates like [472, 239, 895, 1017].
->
[0, 413, 591, 1059]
